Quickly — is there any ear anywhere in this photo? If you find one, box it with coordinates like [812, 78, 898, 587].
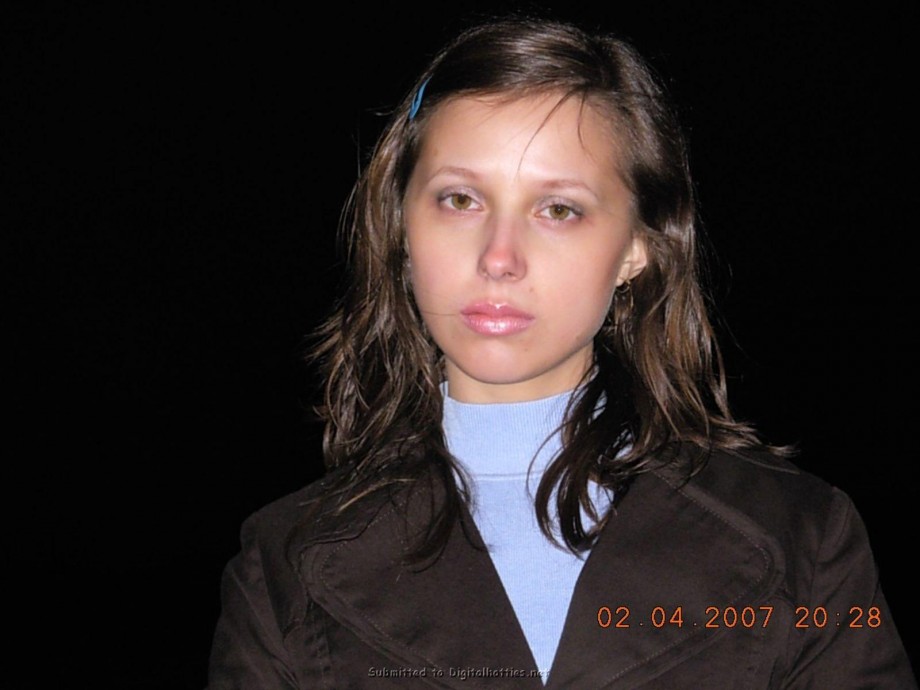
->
[616, 235, 648, 285]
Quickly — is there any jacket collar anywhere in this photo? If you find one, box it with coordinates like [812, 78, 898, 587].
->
[294, 462, 784, 689]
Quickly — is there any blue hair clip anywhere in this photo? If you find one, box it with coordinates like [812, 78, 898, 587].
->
[408, 77, 431, 120]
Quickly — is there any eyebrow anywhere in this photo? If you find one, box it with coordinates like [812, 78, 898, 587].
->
[427, 166, 482, 182]
[539, 178, 600, 201]
[427, 166, 601, 201]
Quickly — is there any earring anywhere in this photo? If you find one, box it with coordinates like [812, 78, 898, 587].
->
[610, 280, 634, 330]
[615, 280, 634, 312]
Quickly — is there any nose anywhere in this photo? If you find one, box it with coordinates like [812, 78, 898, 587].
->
[478, 215, 526, 281]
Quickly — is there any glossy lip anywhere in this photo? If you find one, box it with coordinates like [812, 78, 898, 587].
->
[460, 302, 535, 336]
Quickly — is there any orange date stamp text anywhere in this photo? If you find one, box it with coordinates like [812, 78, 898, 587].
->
[596, 605, 883, 630]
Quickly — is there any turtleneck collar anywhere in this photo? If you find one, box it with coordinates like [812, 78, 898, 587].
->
[441, 383, 576, 479]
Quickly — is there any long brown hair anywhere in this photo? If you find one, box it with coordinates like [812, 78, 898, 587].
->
[307, 17, 779, 558]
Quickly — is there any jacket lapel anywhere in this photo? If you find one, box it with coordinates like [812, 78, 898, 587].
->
[297, 482, 544, 689]
[295, 459, 784, 689]
[546, 469, 784, 688]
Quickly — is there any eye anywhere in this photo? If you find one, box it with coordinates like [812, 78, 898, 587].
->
[437, 190, 481, 213]
[538, 200, 583, 222]
[447, 193, 474, 211]
[547, 203, 573, 221]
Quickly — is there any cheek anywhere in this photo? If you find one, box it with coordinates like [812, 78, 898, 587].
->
[559, 254, 621, 332]
[408, 268, 431, 309]
[578, 286, 616, 337]
[407, 241, 450, 310]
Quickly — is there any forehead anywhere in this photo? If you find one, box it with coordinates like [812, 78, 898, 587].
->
[414, 92, 623, 178]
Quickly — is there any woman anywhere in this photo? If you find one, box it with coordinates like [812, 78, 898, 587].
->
[208, 17, 916, 688]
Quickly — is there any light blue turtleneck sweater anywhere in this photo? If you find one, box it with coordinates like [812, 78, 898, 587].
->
[441, 387, 612, 682]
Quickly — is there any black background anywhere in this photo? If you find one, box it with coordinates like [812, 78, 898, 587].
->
[8, 1, 915, 686]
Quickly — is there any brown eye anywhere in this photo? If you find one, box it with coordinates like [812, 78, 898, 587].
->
[547, 203, 572, 221]
[450, 193, 473, 210]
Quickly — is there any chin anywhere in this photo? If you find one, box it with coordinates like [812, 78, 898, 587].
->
[459, 366, 534, 387]
[451, 351, 537, 382]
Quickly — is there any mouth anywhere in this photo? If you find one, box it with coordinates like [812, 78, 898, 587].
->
[460, 302, 535, 336]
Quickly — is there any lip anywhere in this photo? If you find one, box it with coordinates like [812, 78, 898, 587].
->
[460, 302, 535, 336]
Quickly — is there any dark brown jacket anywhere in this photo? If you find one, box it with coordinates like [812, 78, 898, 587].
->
[208, 450, 916, 688]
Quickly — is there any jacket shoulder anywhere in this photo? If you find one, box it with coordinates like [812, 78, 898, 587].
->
[239, 464, 391, 567]
[678, 447, 841, 526]
[239, 475, 330, 545]
[208, 472, 355, 688]
[650, 446, 861, 588]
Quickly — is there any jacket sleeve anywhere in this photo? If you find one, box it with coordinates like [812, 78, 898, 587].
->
[784, 489, 917, 689]
[207, 515, 304, 690]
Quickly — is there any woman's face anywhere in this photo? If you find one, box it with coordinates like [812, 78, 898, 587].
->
[404, 93, 646, 403]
